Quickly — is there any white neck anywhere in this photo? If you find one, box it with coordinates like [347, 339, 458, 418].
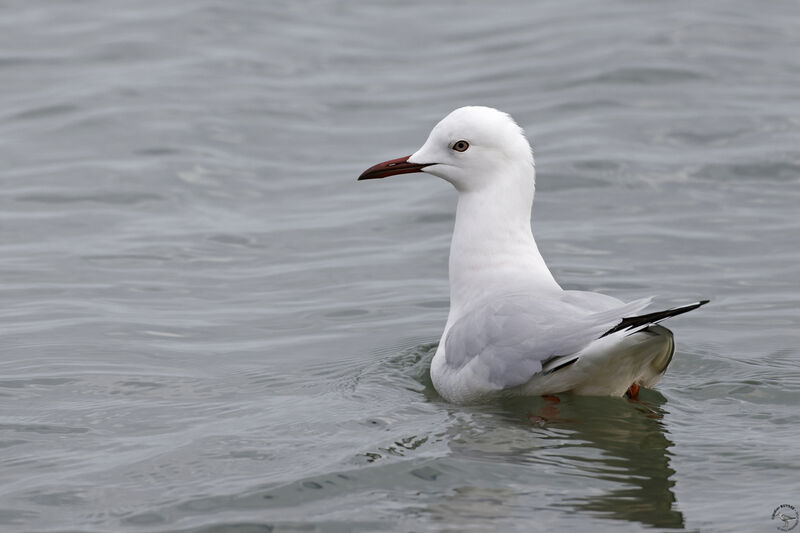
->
[446, 166, 561, 325]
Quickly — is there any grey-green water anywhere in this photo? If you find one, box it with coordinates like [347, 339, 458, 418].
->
[2, 1, 799, 531]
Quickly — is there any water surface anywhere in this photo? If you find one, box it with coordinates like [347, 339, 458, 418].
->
[1, 1, 800, 531]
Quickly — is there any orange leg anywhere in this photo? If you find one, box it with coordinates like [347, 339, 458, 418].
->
[625, 383, 640, 400]
[529, 395, 561, 424]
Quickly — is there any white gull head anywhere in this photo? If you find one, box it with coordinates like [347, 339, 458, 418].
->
[407, 106, 534, 192]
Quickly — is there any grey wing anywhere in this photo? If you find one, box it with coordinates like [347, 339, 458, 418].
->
[443, 293, 651, 389]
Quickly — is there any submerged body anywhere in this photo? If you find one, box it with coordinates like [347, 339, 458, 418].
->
[359, 106, 706, 404]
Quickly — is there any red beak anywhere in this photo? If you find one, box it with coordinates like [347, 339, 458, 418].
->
[357, 155, 430, 181]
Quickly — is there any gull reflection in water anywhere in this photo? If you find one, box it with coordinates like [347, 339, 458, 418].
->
[433, 390, 684, 530]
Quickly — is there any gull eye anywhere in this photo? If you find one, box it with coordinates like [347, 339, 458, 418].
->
[452, 140, 469, 152]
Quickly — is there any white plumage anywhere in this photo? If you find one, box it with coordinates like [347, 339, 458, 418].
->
[359, 106, 706, 404]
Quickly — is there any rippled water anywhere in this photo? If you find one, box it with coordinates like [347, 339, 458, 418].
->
[2, 1, 799, 531]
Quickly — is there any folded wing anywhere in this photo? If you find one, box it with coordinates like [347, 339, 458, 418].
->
[443, 292, 705, 390]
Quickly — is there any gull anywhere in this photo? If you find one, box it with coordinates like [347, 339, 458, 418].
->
[358, 106, 707, 404]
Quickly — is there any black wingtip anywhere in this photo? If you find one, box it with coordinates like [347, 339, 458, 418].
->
[601, 299, 710, 338]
